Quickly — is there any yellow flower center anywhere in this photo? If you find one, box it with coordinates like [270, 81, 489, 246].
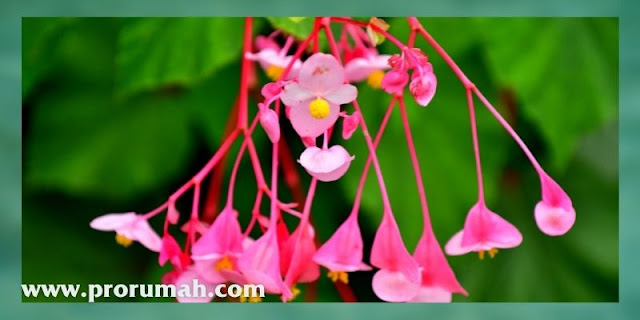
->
[367, 70, 385, 89]
[308, 97, 330, 119]
[239, 287, 263, 303]
[215, 256, 234, 271]
[478, 248, 499, 260]
[115, 233, 133, 247]
[289, 286, 301, 301]
[327, 270, 349, 284]
[266, 65, 285, 81]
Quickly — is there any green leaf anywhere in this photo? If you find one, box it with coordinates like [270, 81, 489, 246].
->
[266, 17, 316, 40]
[478, 18, 618, 169]
[116, 18, 246, 98]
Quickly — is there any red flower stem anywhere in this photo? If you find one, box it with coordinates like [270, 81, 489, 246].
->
[280, 24, 319, 81]
[329, 17, 406, 50]
[350, 97, 396, 218]
[347, 24, 366, 49]
[267, 99, 282, 229]
[466, 87, 485, 202]
[397, 96, 432, 229]
[278, 138, 307, 207]
[185, 182, 201, 249]
[243, 189, 265, 237]
[322, 20, 342, 64]
[237, 17, 253, 129]
[224, 116, 260, 207]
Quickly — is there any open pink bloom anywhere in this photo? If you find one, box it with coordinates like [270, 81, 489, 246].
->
[298, 145, 354, 182]
[344, 49, 390, 88]
[411, 231, 467, 302]
[314, 215, 371, 273]
[192, 238, 255, 286]
[342, 111, 360, 140]
[191, 207, 243, 261]
[238, 229, 292, 299]
[370, 213, 421, 302]
[381, 69, 409, 95]
[409, 63, 437, 107]
[255, 35, 280, 52]
[445, 202, 523, 257]
[282, 225, 320, 295]
[173, 267, 219, 303]
[246, 48, 301, 81]
[259, 105, 281, 143]
[280, 53, 358, 138]
[159, 233, 188, 268]
[535, 172, 576, 236]
[90, 212, 162, 252]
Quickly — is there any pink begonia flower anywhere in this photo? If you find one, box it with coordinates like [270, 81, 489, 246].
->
[410, 232, 467, 303]
[174, 267, 218, 303]
[181, 219, 209, 236]
[381, 69, 409, 95]
[342, 111, 360, 140]
[159, 233, 187, 267]
[298, 145, 354, 182]
[238, 228, 292, 299]
[255, 35, 280, 52]
[192, 238, 255, 286]
[191, 207, 243, 263]
[280, 53, 358, 139]
[370, 213, 421, 302]
[535, 172, 576, 236]
[445, 202, 523, 259]
[409, 63, 437, 107]
[261, 82, 284, 101]
[344, 48, 391, 88]
[259, 105, 281, 143]
[282, 225, 320, 296]
[246, 48, 301, 81]
[90, 212, 162, 252]
[313, 215, 371, 284]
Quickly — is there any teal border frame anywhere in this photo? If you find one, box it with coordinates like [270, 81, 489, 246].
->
[2, 0, 634, 319]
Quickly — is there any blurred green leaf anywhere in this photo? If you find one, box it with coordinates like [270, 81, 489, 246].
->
[266, 17, 315, 40]
[116, 18, 246, 98]
[477, 18, 618, 169]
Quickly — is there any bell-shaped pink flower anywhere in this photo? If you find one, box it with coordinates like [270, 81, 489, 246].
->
[159, 233, 187, 268]
[191, 207, 243, 261]
[255, 35, 280, 52]
[238, 229, 292, 299]
[370, 213, 421, 302]
[342, 111, 360, 140]
[535, 172, 576, 236]
[381, 69, 409, 95]
[445, 202, 522, 258]
[298, 145, 354, 182]
[246, 48, 301, 81]
[409, 63, 437, 107]
[259, 105, 281, 143]
[280, 53, 358, 138]
[411, 231, 467, 302]
[314, 215, 371, 274]
[344, 48, 390, 88]
[90, 212, 162, 252]
[282, 224, 320, 292]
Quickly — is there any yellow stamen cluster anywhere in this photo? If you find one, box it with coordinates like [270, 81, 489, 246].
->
[115, 233, 133, 247]
[327, 271, 349, 284]
[290, 286, 301, 301]
[215, 256, 234, 271]
[308, 97, 330, 119]
[367, 70, 385, 89]
[266, 65, 285, 81]
[239, 293, 263, 303]
[478, 248, 499, 260]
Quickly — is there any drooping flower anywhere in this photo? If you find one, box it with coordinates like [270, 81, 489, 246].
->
[159, 233, 189, 268]
[344, 48, 391, 89]
[246, 47, 302, 81]
[411, 231, 467, 302]
[280, 53, 358, 139]
[238, 228, 292, 299]
[409, 63, 437, 107]
[370, 213, 421, 302]
[259, 104, 281, 143]
[445, 202, 523, 259]
[535, 171, 576, 236]
[313, 215, 371, 284]
[298, 145, 354, 182]
[342, 111, 360, 140]
[191, 207, 244, 270]
[381, 69, 409, 95]
[282, 224, 320, 300]
[90, 212, 162, 252]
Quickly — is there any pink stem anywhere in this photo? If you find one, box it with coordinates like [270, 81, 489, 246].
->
[284, 178, 318, 287]
[397, 96, 433, 229]
[243, 190, 264, 237]
[268, 99, 282, 229]
[467, 88, 485, 202]
[322, 20, 342, 64]
[225, 116, 260, 207]
[238, 17, 253, 129]
[330, 17, 406, 50]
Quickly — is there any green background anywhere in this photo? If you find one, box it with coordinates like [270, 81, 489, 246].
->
[2, 0, 635, 318]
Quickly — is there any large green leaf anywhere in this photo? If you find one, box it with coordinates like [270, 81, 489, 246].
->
[116, 18, 246, 97]
[478, 18, 618, 169]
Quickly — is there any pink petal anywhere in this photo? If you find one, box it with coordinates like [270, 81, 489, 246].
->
[123, 219, 162, 252]
[535, 201, 576, 236]
[409, 286, 453, 303]
[414, 232, 467, 295]
[255, 35, 280, 52]
[167, 204, 180, 225]
[298, 145, 354, 182]
[342, 111, 360, 140]
[283, 225, 320, 286]
[191, 259, 227, 284]
[238, 229, 291, 298]
[191, 207, 243, 260]
[324, 84, 358, 105]
[344, 57, 374, 82]
[289, 101, 340, 139]
[381, 70, 409, 95]
[259, 107, 280, 143]
[261, 82, 283, 100]
[372, 269, 420, 302]
[280, 83, 314, 107]
[174, 269, 215, 303]
[298, 53, 345, 94]
[444, 231, 475, 256]
[89, 212, 138, 231]
[461, 203, 522, 250]
[159, 234, 183, 266]
[409, 66, 437, 107]
[313, 215, 371, 272]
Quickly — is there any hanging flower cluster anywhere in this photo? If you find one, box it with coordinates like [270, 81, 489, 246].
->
[90, 17, 576, 303]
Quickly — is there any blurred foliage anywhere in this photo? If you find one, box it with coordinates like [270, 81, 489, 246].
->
[22, 17, 618, 302]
